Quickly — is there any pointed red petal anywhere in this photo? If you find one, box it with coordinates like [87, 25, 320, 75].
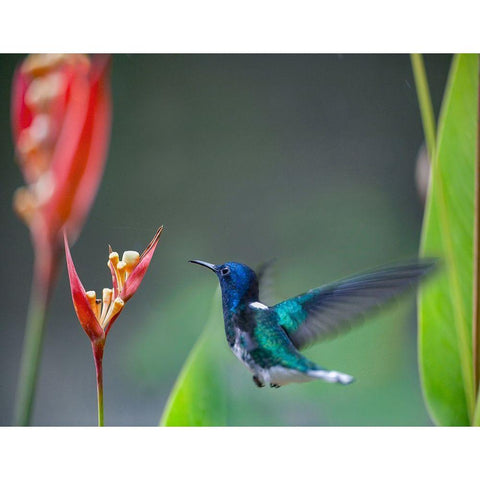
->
[64, 231, 104, 342]
[45, 55, 112, 242]
[64, 56, 112, 240]
[43, 72, 90, 237]
[121, 226, 163, 302]
[104, 310, 122, 336]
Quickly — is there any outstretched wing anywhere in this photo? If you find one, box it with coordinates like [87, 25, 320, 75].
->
[273, 259, 436, 350]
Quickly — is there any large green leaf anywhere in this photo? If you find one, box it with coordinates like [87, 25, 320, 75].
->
[418, 54, 479, 425]
[160, 288, 228, 426]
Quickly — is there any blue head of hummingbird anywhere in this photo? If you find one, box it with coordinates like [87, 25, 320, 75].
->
[189, 258, 436, 388]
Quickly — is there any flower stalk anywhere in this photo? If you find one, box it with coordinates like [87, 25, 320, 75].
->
[14, 272, 55, 426]
[92, 341, 105, 427]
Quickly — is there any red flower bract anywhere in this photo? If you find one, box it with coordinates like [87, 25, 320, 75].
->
[12, 54, 112, 294]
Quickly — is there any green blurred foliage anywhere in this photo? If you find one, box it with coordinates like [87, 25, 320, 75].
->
[160, 288, 227, 426]
[418, 54, 479, 425]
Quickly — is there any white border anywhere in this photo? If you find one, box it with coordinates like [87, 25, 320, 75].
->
[1, 1, 480, 52]
[1, 427, 479, 478]
[1, 5, 478, 479]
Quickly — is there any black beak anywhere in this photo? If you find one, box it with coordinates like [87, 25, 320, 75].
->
[189, 260, 217, 272]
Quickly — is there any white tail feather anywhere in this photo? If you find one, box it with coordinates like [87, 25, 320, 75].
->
[307, 369, 354, 385]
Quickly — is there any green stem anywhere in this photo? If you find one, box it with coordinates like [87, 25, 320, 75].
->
[14, 239, 60, 426]
[92, 342, 105, 427]
[410, 54, 437, 160]
[14, 284, 49, 426]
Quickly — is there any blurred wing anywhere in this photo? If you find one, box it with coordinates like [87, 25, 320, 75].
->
[273, 260, 436, 350]
[256, 258, 277, 305]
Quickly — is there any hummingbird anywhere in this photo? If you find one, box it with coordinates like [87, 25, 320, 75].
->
[189, 258, 435, 388]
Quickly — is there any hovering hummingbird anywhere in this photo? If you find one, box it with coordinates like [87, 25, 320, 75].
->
[189, 259, 435, 388]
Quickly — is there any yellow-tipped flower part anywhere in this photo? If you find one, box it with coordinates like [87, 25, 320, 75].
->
[83, 248, 142, 330]
[122, 251, 140, 276]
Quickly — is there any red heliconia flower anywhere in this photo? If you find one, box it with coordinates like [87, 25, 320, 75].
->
[12, 54, 112, 296]
[64, 227, 164, 343]
[64, 226, 163, 425]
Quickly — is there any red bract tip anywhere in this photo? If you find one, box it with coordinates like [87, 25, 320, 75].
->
[64, 231, 104, 343]
[121, 226, 164, 302]
[46, 55, 112, 243]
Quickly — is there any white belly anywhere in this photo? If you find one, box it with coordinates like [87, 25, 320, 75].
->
[259, 366, 314, 386]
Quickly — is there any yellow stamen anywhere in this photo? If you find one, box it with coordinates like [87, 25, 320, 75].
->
[108, 251, 123, 290]
[21, 54, 68, 76]
[28, 114, 51, 146]
[21, 54, 90, 77]
[108, 251, 119, 267]
[17, 129, 39, 158]
[122, 251, 140, 277]
[25, 73, 63, 111]
[16, 124, 51, 179]
[103, 298, 125, 328]
[116, 261, 127, 290]
[100, 288, 113, 325]
[13, 187, 36, 225]
[31, 172, 55, 206]
[86, 291, 97, 319]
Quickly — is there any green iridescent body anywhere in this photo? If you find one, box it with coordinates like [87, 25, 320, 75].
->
[229, 306, 317, 373]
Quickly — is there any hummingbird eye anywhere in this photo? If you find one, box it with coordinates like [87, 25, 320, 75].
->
[221, 267, 230, 276]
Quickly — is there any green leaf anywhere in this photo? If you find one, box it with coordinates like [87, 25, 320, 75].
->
[160, 288, 228, 426]
[418, 54, 479, 425]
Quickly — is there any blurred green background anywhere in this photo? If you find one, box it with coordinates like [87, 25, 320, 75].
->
[0, 54, 451, 425]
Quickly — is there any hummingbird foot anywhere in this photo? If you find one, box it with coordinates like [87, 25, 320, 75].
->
[252, 375, 265, 388]
[270, 383, 281, 389]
